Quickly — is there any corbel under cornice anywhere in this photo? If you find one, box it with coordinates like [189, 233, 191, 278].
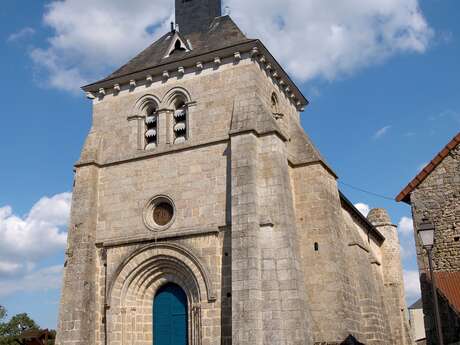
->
[82, 40, 309, 112]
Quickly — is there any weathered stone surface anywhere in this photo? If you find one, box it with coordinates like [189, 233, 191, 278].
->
[56, 3, 412, 345]
[407, 142, 460, 345]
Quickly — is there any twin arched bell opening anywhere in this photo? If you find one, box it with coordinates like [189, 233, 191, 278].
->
[142, 95, 189, 149]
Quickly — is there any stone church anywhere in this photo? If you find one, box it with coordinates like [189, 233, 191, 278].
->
[56, 1, 412, 345]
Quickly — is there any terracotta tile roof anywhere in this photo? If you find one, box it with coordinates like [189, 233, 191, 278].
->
[396, 132, 460, 203]
[435, 271, 460, 314]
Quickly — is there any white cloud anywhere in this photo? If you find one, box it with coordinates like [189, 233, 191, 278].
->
[8, 27, 35, 42]
[227, 0, 432, 82]
[0, 261, 22, 276]
[0, 193, 71, 296]
[0, 193, 71, 263]
[0, 266, 63, 297]
[403, 269, 421, 302]
[31, 0, 173, 92]
[398, 216, 414, 236]
[31, 0, 432, 92]
[373, 125, 392, 139]
[354, 202, 370, 217]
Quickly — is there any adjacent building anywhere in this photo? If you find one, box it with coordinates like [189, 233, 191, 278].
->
[397, 132, 460, 345]
[56, 1, 413, 344]
[408, 299, 427, 344]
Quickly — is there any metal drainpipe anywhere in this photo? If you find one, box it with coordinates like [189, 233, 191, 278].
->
[102, 248, 108, 345]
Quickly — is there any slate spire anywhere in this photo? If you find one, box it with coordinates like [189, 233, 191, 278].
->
[175, 0, 222, 35]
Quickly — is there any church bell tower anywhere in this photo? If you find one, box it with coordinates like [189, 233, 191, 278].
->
[55, 0, 412, 344]
[175, 0, 222, 34]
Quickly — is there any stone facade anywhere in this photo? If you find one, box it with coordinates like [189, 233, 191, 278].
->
[56, 1, 413, 345]
[399, 138, 460, 345]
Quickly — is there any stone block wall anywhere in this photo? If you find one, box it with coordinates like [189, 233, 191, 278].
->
[56, 166, 99, 345]
[56, 43, 411, 345]
[290, 163, 352, 342]
[368, 209, 412, 345]
[411, 143, 460, 273]
[410, 143, 460, 345]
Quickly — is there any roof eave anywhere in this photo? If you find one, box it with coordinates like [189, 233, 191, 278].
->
[396, 131, 460, 204]
[254, 40, 309, 107]
[82, 39, 257, 92]
[81, 40, 309, 108]
[339, 191, 386, 244]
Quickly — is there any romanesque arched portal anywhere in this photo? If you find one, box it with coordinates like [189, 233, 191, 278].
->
[107, 243, 216, 345]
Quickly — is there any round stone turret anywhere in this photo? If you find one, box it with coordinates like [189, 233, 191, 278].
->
[367, 208, 392, 225]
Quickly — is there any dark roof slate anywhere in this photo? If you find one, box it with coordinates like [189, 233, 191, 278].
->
[408, 298, 423, 310]
[88, 16, 251, 87]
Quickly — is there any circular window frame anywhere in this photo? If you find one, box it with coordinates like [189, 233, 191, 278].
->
[143, 195, 176, 232]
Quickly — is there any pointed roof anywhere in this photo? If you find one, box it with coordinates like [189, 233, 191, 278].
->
[408, 298, 423, 310]
[81, 15, 308, 107]
[83, 16, 251, 90]
[396, 131, 460, 203]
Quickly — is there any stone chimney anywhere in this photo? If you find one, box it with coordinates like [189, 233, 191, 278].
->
[175, 0, 222, 35]
[368, 208, 413, 345]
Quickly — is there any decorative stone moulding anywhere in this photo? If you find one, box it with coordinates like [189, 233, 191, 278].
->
[98, 88, 106, 96]
[143, 195, 176, 232]
[266, 64, 272, 71]
[250, 47, 259, 58]
[178, 66, 185, 77]
[234, 51, 241, 62]
[259, 56, 266, 64]
[196, 61, 203, 71]
[279, 80, 286, 86]
[113, 84, 121, 95]
[146, 75, 153, 84]
[129, 80, 136, 89]
[214, 57, 221, 67]
[162, 70, 169, 81]
[272, 71, 279, 78]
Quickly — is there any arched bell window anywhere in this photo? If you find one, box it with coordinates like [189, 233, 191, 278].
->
[145, 104, 158, 150]
[173, 98, 188, 144]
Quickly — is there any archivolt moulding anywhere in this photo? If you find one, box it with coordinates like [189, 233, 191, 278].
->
[107, 242, 216, 306]
[162, 86, 192, 107]
[130, 94, 161, 117]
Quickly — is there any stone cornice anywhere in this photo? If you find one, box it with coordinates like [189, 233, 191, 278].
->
[82, 40, 308, 111]
[75, 124, 292, 169]
[96, 225, 223, 249]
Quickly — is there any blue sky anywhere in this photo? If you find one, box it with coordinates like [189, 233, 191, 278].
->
[0, 0, 459, 330]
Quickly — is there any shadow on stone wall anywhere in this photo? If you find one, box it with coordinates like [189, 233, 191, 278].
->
[314, 334, 365, 345]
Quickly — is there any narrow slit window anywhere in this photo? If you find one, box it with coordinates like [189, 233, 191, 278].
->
[314, 242, 319, 251]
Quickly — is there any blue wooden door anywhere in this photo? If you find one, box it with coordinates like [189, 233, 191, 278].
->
[153, 283, 188, 345]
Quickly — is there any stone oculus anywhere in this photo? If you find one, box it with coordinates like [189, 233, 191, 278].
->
[56, 0, 413, 344]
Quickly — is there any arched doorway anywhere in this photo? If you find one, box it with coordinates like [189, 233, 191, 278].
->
[153, 283, 188, 345]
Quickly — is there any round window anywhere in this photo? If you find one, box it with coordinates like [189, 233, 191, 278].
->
[153, 202, 174, 226]
[143, 195, 176, 231]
